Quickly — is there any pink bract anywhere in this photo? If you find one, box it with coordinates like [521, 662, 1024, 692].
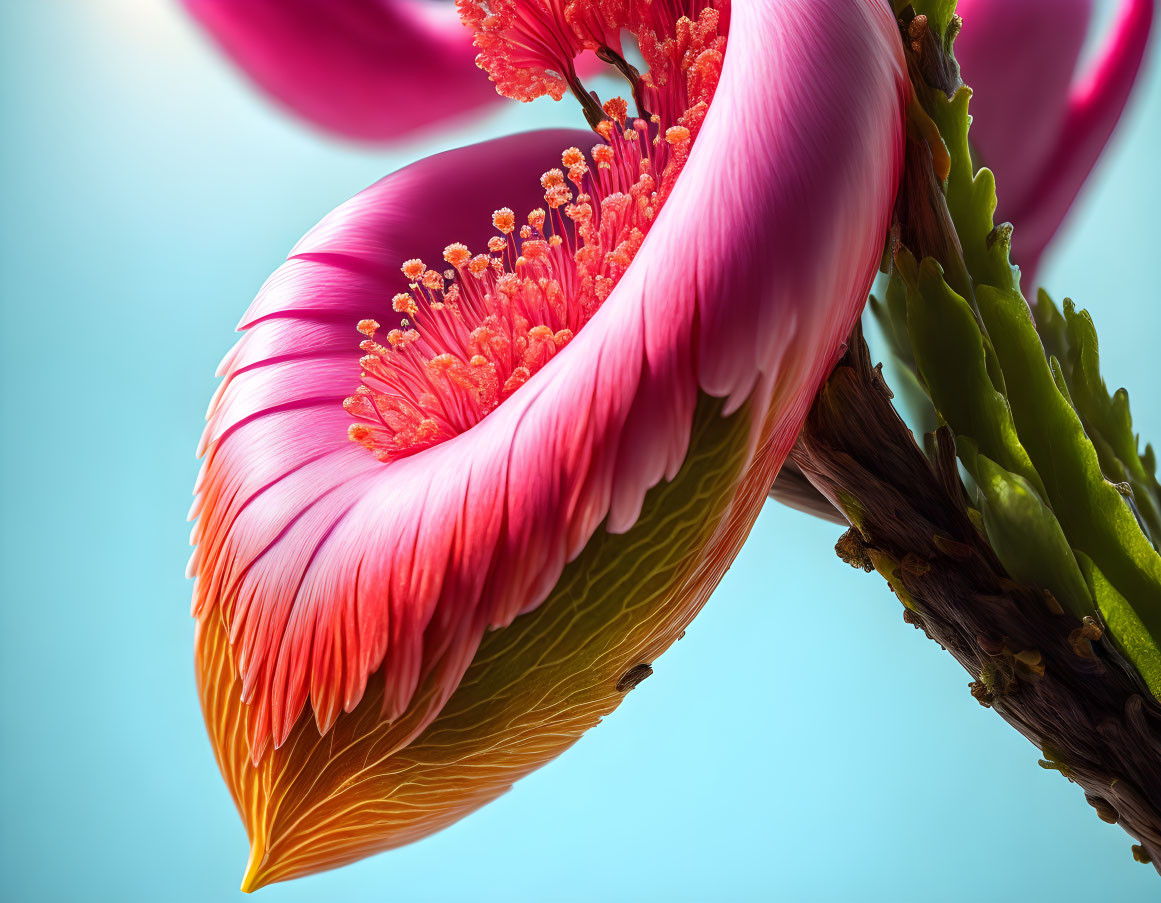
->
[955, 0, 1155, 282]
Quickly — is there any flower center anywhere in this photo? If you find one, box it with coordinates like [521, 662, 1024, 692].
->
[345, 0, 728, 462]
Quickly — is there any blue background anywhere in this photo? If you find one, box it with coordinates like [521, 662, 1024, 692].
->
[1, 2, 1158, 900]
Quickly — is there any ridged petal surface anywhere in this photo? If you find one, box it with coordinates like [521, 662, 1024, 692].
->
[192, 0, 907, 885]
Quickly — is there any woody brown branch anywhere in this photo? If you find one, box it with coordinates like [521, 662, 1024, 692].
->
[790, 327, 1161, 871]
[780, 8, 1161, 870]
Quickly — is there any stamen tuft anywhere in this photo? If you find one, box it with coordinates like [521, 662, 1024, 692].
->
[346, 0, 729, 463]
[443, 243, 472, 269]
[392, 294, 419, 316]
[603, 97, 628, 123]
[470, 254, 492, 277]
[492, 208, 516, 234]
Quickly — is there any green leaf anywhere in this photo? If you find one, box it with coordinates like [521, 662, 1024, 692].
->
[870, 275, 939, 435]
[923, 86, 1019, 295]
[904, 255, 1043, 496]
[970, 454, 1093, 620]
[974, 284, 1161, 647]
[1077, 553, 1161, 699]
[1054, 297, 1161, 548]
[876, 269, 912, 362]
[1033, 290, 1070, 364]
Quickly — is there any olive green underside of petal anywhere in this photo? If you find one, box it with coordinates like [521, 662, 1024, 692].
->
[198, 391, 768, 891]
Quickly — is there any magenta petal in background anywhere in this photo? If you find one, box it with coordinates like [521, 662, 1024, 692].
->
[181, 0, 500, 140]
[956, 0, 1155, 282]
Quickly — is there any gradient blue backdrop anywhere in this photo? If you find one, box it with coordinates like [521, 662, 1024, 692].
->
[1, 2, 1158, 900]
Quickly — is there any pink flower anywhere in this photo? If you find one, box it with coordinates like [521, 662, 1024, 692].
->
[180, 0, 500, 139]
[191, 0, 906, 888]
[955, 0, 1155, 281]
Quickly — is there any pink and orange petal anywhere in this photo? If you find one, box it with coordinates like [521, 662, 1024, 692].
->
[192, 0, 908, 885]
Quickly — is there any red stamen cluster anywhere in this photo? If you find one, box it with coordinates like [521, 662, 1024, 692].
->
[345, 1, 728, 462]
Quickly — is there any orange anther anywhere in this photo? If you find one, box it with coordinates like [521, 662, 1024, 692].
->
[469, 254, 491, 278]
[540, 168, 565, 189]
[492, 207, 516, 234]
[443, 242, 472, 268]
[392, 293, 419, 316]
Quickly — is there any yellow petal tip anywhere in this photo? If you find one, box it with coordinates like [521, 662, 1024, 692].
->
[240, 836, 268, 894]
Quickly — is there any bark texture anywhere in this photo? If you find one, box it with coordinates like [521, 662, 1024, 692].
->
[791, 329, 1161, 871]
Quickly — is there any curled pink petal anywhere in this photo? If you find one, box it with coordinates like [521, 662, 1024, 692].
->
[197, 0, 904, 769]
[955, 0, 1154, 281]
[192, 0, 907, 881]
[181, 0, 500, 140]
